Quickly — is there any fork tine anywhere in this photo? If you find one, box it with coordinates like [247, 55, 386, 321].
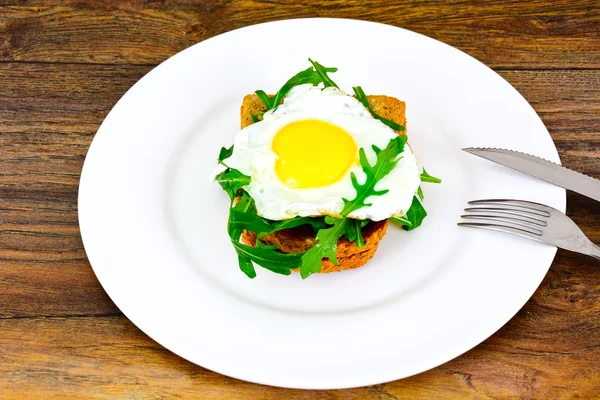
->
[458, 222, 544, 242]
[463, 208, 548, 226]
[468, 199, 552, 216]
[465, 205, 548, 218]
[460, 215, 544, 234]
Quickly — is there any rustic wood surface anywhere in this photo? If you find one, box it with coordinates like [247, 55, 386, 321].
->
[0, 1, 599, 398]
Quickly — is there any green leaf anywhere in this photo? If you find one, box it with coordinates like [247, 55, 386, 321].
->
[234, 190, 256, 213]
[341, 135, 407, 215]
[217, 145, 233, 167]
[255, 240, 278, 250]
[230, 211, 327, 240]
[417, 186, 424, 201]
[254, 59, 339, 111]
[225, 190, 331, 277]
[267, 217, 328, 233]
[227, 192, 304, 277]
[231, 240, 302, 276]
[228, 191, 256, 240]
[255, 90, 273, 110]
[344, 219, 366, 248]
[355, 225, 365, 248]
[389, 215, 413, 229]
[402, 196, 428, 231]
[421, 168, 442, 183]
[237, 254, 257, 279]
[250, 114, 260, 123]
[300, 218, 349, 279]
[228, 209, 273, 238]
[255, 66, 321, 111]
[352, 86, 406, 132]
[308, 58, 339, 88]
[216, 168, 251, 203]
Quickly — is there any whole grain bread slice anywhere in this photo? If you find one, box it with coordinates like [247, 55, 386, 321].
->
[239, 92, 406, 273]
[240, 93, 406, 133]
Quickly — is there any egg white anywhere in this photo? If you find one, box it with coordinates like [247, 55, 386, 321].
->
[213, 84, 421, 221]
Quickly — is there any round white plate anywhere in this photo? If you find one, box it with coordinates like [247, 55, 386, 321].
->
[79, 18, 565, 389]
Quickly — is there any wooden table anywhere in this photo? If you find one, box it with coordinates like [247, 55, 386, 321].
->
[1, 1, 599, 398]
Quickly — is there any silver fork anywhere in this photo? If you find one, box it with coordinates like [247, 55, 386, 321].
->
[458, 199, 600, 260]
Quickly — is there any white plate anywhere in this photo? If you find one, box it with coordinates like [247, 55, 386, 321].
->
[79, 18, 565, 389]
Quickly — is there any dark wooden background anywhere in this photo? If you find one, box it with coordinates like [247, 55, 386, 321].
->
[1, 1, 599, 398]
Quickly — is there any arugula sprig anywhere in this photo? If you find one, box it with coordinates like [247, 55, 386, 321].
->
[342, 135, 407, 215]
[226, 191, 322, 278]
[420, 168, 442, 183]
[391, 196, 428, 231]
[309, 58, 339, 88]
[229, 208, 327, 240]
[216, 169, 251, 203]
[299, 136, 407, 278]
[215, 145, 251, 203]
[345, 219, 368, 248]
[218, 145, 233, 165]
[390, 168, 441, 230]
[255, 59, 339, 111]
[352, 86, 406, 132]
[390, 215, 412, 229]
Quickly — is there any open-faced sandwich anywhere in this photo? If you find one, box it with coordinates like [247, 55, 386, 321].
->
[212, 59, 440, 279]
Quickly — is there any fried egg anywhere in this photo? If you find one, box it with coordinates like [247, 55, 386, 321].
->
[213, 84, 421, 221]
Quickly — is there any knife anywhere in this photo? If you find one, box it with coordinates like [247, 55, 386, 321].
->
[463, 147, 600, 203]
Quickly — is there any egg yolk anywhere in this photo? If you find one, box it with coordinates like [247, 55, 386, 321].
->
[272, 120, 358, 188]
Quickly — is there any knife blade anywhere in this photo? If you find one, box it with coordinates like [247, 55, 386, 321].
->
[463, 147, 600, 203]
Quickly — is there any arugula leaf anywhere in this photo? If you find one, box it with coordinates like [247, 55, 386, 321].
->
[300, 217, 349, 279]
[255, 90, 273, 109]
[255, 59, 339, 111]
[342, 135, 407, 215]
[389, 215, 413, 229]
[228, 190, 256, 240]
[299, 136, 407, 278]
[355, 223, 366, 248]
[255, 240, 277, 250]
[228, 209, 273, 238]
[232, 240, 302, 276]
[234, 189, 256, 213]
[352, 86, 406, 132]
[250, 114, 260, 123]
[216, 168, 251, 203]
[237, 254, 257, 279]
[267, 217, 328, 233]
[224, 190, 332, 278]
[402, 196, 428, 231]
[421, 168, 442, 183]
[344, 219, 366, 248]
[344, 220, 358, 242]
[218, 145, 233, 166]
[229, 211, 327, 240]
[225, 191, 304, 278]
[308, 58, 339, 88]
[255, 66, 322, 110]
[417, 186, 424, 201]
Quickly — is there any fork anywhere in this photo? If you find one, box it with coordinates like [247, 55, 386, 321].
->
[458, 199, 600, 260]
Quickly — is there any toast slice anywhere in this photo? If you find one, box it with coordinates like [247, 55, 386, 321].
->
[240, 93, 407, 133]
[239, 92, 407, 273]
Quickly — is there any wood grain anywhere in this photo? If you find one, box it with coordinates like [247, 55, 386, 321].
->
[1, 1, 599, 398]
[1, 260, 599, 400]
[0, 0, 599, 68]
